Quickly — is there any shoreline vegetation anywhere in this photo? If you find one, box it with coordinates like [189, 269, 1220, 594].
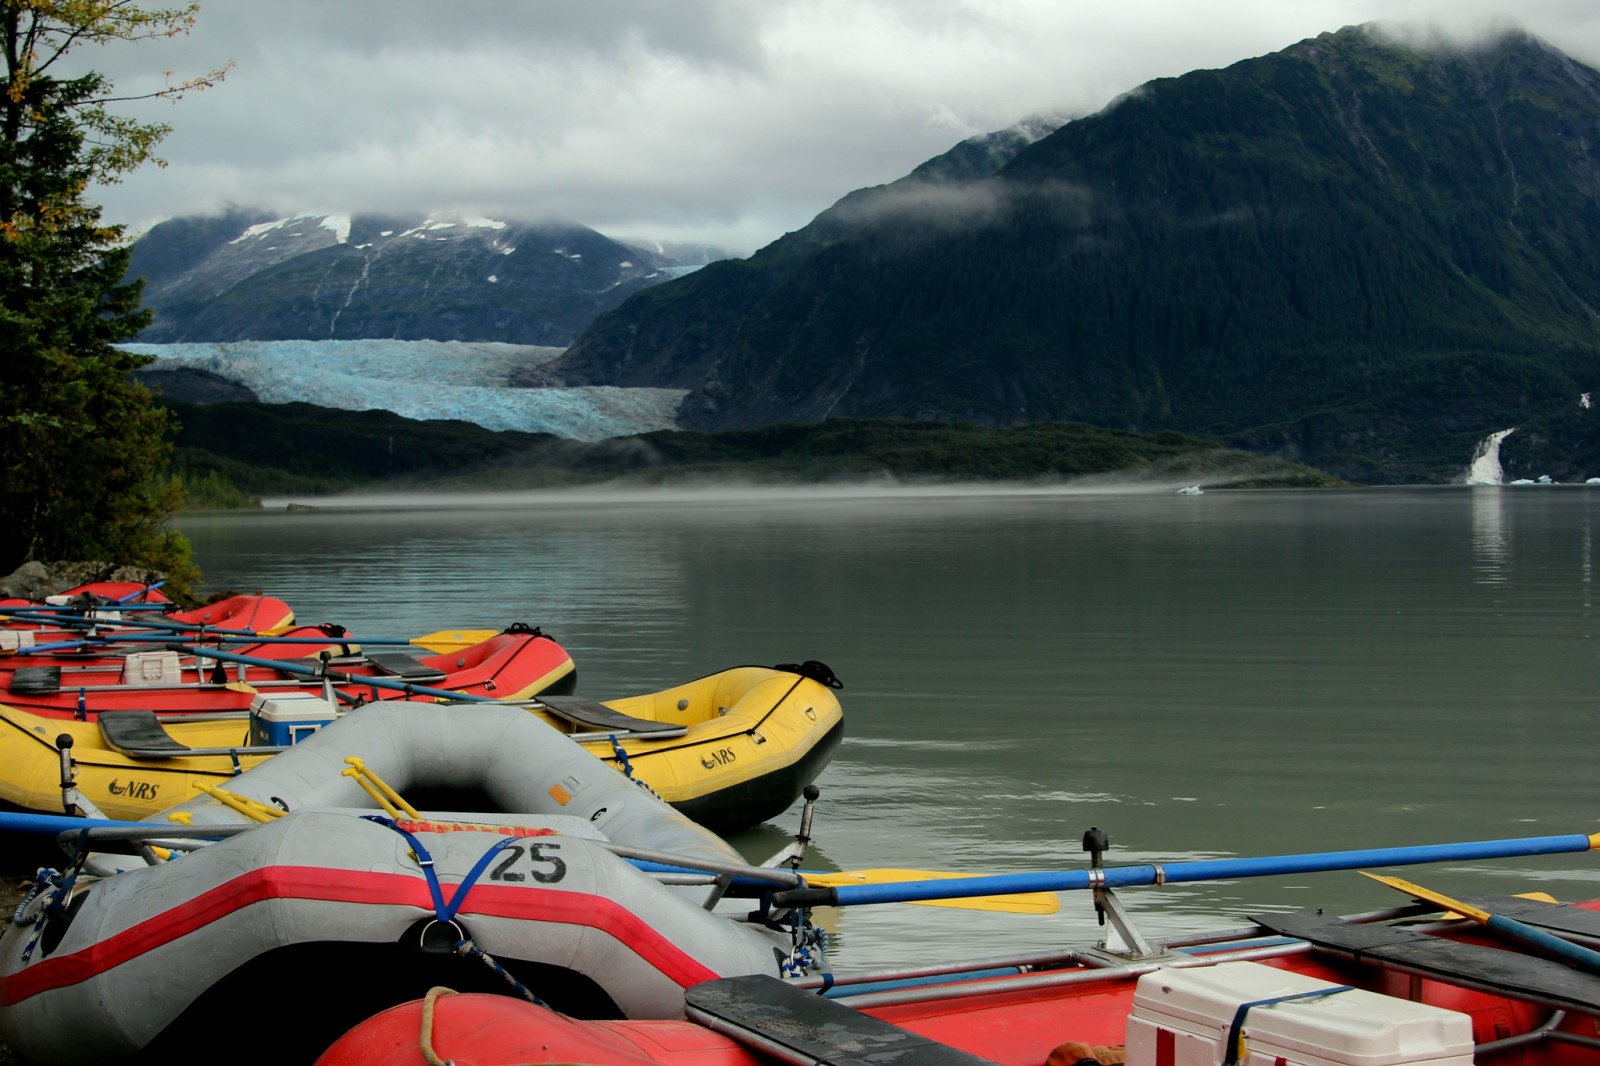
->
[161, 400, 1345, 509]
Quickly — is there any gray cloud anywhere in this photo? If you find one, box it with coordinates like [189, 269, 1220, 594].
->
[71, 0, 1600, 255]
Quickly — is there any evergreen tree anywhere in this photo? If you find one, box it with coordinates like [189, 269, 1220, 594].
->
[0, 2, 226, 583]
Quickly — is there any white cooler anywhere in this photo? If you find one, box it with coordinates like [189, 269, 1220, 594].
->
[248, 691, 341, 746]
[1126, 961, 1474, 1066]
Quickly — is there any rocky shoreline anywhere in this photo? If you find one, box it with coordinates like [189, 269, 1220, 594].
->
[0, 561, 169, 602]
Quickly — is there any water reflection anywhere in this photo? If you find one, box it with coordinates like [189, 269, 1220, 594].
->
[1470, 486, 1510, 585]
[1583, 516, 1593, 612]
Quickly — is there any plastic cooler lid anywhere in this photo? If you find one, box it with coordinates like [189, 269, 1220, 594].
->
[1131, 962, 1474, 1066]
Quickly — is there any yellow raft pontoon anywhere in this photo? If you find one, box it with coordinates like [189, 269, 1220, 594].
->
[0, 661, 844, 832]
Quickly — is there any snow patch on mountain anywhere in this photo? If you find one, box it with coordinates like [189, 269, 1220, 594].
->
[126, 340, 685, 441]
[323, 215, 352, 243]
[231, 213, 352, 245]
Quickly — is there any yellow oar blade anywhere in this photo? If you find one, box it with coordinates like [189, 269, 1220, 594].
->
[1361, 871, 1491, 923]
[409, 629, 499, 653]
[1435, 891, 1556, 920]
[803, 869, 1060, 915]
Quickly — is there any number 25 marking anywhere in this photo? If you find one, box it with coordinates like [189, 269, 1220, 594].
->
[489, 841, 568, 884]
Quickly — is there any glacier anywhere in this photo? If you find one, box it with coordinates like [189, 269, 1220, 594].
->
[124, 340, 686, 442]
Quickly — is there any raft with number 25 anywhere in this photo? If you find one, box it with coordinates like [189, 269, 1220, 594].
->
[0, 699, 828, 1064]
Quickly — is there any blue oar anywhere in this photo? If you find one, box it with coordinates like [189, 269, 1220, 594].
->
[0, 602, 169, 620]
[170, 644, 499, 703]
[0, 811, 242, 838]
[17, 632, 396, 652]
[0, 812, 1044, 912]
[1, 610, 276, 639]
[0, 812, 138, 835]
[1363, 872, 1600, 975]
[4, 633, 322, 657]
[5, 628, 499, 657]
[769, 831, 1600, 908]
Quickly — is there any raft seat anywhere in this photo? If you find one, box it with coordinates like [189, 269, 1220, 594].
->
[537, 696, 689, 738]
[360, 650, 448, 683]
[1257, 907, 1600, 1014]
[99, 710, 285, 759]
[8, 666, 61, 696]
[276, 651, 448, 684]
[687, 974, 999, 1066]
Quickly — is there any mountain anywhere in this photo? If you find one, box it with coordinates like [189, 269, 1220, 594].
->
[549, 26, 1600, 482]
[127, 210, 692, 346]
[522, 112, 1062, 390]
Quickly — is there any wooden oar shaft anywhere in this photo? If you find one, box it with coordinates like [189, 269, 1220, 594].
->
[773, 832, 1600, 908]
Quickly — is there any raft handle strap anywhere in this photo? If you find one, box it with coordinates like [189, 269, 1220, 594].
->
[365, 819, 549, 1012]
[361, 815, 516, 924]
[608, 733, 635, 779]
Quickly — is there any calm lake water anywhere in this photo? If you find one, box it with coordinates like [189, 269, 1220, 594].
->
[176, 484, 1600, 970]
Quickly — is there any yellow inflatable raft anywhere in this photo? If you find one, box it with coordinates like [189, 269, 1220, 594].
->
[0, 661, 843, 832]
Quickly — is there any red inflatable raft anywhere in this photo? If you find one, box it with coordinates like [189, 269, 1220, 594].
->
[319, 896, 1600, 1066]
[0, 624, 577, 717]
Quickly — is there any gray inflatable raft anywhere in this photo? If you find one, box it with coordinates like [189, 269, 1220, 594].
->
[0, 702, 810, 1064]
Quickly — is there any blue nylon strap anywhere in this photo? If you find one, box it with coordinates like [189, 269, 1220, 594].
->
[442, 835, 518, 921]
[1224, 986, 1354, 1065]
[609, 734, 634, 778]
[363, 816, 449, 917]
[362, 815, 518, 922]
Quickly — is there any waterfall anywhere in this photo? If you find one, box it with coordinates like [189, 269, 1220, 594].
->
[1466, 428, 1516, 485]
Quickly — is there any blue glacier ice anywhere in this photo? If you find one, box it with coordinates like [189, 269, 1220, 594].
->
[123, 340, 685, 442]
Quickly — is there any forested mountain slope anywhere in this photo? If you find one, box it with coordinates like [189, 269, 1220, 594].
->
[551, 26, 1600, 481]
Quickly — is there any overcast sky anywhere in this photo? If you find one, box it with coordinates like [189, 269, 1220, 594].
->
[82, 0, 1600, 256]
